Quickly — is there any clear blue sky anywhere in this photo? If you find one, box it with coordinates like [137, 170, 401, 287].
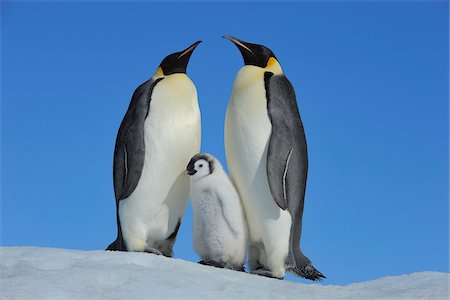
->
[1, 1, 448, 285]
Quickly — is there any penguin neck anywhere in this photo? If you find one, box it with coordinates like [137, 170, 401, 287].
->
[234, 58, 283, 88]
[265, 57, 283, 75]
[152, 68, 193, 87]
[153, 67, 165, 79]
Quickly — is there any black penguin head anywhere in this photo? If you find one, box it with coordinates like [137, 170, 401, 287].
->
[186, 153, 215, 179]
[223, 35, 276, 68]
[158, 41, 201, 75]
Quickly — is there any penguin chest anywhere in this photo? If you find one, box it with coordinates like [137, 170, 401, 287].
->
[225, 74, 272, 179]
[142, 74, 201, 182]
[191, 187, 223, 253]
[225, 69, 291, 243]
[120, 75, 201, 249]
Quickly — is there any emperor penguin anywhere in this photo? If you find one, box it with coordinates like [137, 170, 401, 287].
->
[107, 41, 202, 257]
[186, 153, 247, 271]
[223, 36, 324, 280]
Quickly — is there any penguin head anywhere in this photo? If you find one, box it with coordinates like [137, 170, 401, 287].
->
[155, 41, 202, 76]
[224, 35, 282, 74]
[186, 153, 216, 179]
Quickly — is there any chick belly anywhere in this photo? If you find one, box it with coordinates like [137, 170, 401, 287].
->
[120, 116, 199, 252]
[193, 205, 241, 264]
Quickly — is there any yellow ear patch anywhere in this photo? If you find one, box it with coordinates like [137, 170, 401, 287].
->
[155, 67, 164, 77]
[266, 57, 283, 75]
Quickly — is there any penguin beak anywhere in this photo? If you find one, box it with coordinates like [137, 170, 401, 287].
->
[177, 40, 202, 60]
[223, 35, 253, 54]
[185, 169, 197, 176]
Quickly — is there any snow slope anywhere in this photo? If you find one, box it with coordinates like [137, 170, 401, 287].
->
[0, 247, 448, 300]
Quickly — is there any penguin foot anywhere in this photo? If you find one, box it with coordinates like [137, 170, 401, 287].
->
[250, 268, 284, 280]
[144, 247, 163, 256]
[229, 264, 246, 272]
[153, 242, 173, 257]
[198, 260, 225, 269]
[160, 249, 173, 258]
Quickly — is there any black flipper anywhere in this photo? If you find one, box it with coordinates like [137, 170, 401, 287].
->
[265, 72, 325, 281]
[106, 77, 164, 250]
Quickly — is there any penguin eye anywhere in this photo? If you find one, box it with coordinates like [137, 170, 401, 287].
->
[199, 164, 203, 168]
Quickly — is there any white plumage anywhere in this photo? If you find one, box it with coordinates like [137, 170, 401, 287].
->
[119, 73, 201, 252]
[187, 153, 247, 269]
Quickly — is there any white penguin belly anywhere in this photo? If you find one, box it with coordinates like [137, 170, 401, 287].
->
[225, 68, 291, 266]
[120, 74, 201, 252]
[192, 189, 228, 259]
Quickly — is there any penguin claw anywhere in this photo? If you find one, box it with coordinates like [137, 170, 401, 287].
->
[230, 264, 246, 272]
[161, 250, 173, 258]
[144, 247, 163, 256]
[198, 260, 225, 269]
[250, 268, 283, 280]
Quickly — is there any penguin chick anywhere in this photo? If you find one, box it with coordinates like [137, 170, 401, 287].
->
[186, 153, 247, 271]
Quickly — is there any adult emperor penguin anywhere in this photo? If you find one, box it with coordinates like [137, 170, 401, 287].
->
[223, 36, 324, 280]
[107, 41, 202, 257]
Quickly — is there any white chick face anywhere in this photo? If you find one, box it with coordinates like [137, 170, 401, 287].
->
[186, 154, 215, 180]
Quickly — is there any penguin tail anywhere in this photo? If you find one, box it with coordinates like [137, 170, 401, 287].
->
[290, 262, 325, 281]
[106, 237, 126, 251]
[287, 251, 325, 281]
[107, 216, 126, 251]
[106, 239, 119, 251]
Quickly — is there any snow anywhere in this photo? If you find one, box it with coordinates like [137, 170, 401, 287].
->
[0, 247, 448, 300]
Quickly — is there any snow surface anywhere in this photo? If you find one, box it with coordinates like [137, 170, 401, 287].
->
[0, 247, 448, 300]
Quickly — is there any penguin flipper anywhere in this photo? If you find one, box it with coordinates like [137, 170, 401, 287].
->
[214, 187, 243, 235]
[265, 72, 302, 211]
[113, 78, 163, 202]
